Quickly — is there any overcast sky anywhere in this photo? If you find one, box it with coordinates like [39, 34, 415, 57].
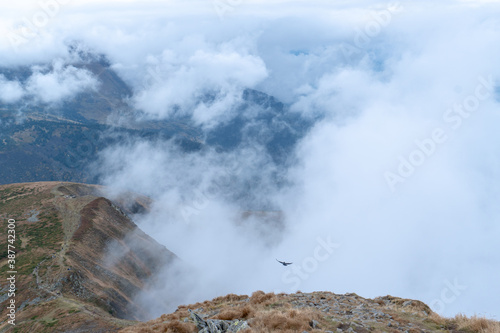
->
[2, 0, 500, 320]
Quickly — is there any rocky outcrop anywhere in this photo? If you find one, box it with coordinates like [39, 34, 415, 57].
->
[189, 310, 249, 333]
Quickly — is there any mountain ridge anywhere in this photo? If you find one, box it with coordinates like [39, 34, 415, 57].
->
[120, 290, 500, 333]
[0, 181, 177, 332]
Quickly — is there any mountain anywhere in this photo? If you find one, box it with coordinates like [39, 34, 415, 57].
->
[0, 57, 203, 185]
[0, 182, 177, 332]
[0, 114, 202, 185]
[0, 54, 132, 124]
[0, 53, 312, 186]
[121, 291, 500, 333]
[205, 89, 313, 165]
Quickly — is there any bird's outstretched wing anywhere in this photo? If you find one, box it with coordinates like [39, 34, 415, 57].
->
[276, 259, 293, 266]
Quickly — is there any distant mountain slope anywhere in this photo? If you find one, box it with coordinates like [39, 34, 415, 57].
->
[206, 89, 313, 165]
[0, 56, 133, 124]
[0, 115, 201, 185]
[0, 182, 177, 332]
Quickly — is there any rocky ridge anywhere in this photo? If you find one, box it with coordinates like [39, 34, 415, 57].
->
[121, 291, 500, 333]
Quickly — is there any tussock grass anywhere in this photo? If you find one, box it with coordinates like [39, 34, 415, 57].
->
[213, 293, 248, 303]
[119, 321, 196, 333]
[159, 321, 196, 333]
[453, 314, 500, 333]
[424, 313, 500, 333]
[427, 312, 447, 327]
[246, 307, 321, 333]
[249, 290, 277, 305]
[215, 305, 254, 320]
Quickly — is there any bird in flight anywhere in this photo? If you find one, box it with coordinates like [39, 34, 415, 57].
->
[276, 259, 293, 266]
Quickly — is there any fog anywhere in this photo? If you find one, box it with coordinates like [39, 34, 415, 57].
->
[2, 0, 500, 320]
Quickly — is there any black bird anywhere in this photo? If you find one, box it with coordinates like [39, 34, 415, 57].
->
[276, 259, 293, 266]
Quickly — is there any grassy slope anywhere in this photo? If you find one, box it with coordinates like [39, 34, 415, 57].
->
[0, 182, 175, 333]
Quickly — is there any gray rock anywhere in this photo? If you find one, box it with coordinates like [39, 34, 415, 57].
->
[27, 209, 40, 222]
[310, 319, 320, 329]
[189, 309, 249, 333]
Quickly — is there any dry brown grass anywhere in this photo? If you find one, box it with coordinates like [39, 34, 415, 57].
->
[376, 296, 432, 316]
[247, 307, 322, 332]
[425, 312, 500, 333]
[250, 290, 277, 305]
[162, 308, 191, 322]
[453, 314, 500, 333]
[428, 312, 447, 326]
[119, 324, 151, 333]
[159, 321, 197, 333]
[213, 293, 249, 303]
[119, 320, 196, 333]
[215, 305, 254, 320]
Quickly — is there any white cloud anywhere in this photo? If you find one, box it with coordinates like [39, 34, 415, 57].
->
[24, 60, 99, 104]
[133, 48, 267, 125]
[0, 59, 99, 108]
[0, 75, 25, 103]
